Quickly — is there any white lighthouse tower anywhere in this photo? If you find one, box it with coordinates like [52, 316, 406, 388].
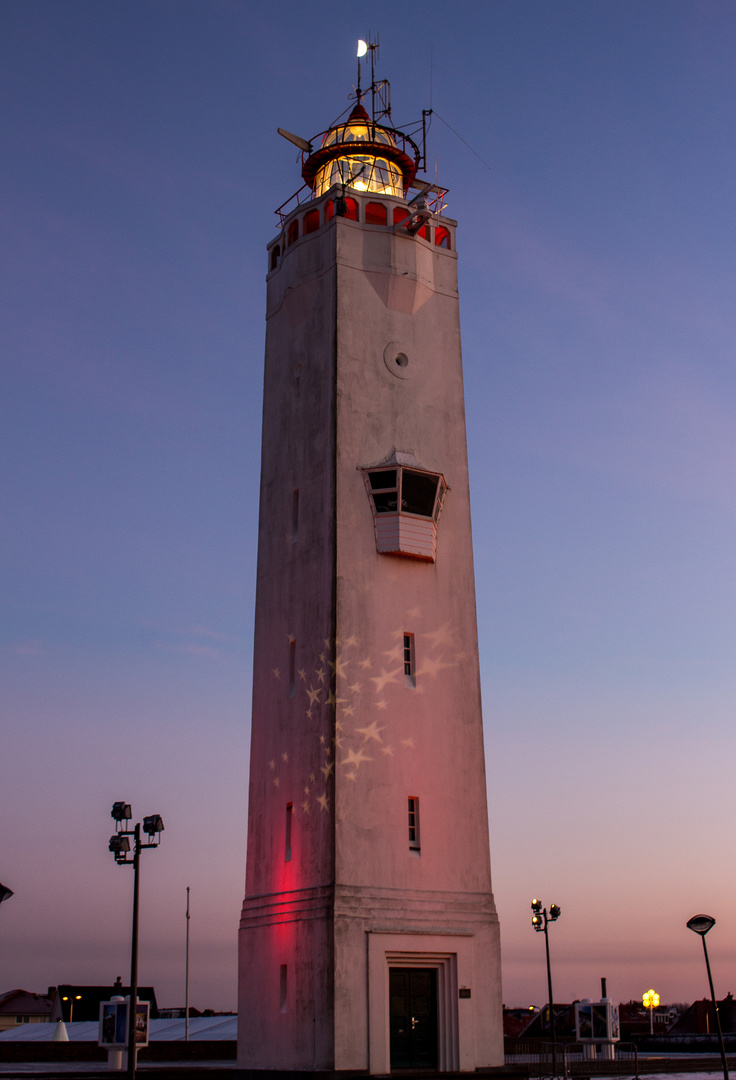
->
[238, 52, 503, 1074]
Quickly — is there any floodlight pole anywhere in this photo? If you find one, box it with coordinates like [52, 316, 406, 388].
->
[531, 901, 561, 1076]
[544, 920, 555, 1048]
[109, 805, 163, 1080]
[128, 822, 141, 1080]
[542, 917, 557, 1074]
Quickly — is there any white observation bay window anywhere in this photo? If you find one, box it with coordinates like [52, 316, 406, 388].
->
[360, 450, 447, 562]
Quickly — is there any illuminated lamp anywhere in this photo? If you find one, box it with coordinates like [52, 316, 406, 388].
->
[301, 101, 419, 199]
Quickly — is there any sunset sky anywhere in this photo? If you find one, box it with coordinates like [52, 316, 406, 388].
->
[3, 1, 736, 1014]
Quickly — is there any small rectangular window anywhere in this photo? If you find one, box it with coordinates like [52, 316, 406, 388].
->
[408, 796, 420, 851]
[285, 803, 293, 862]
[289, 639, 296, 698]
[292, 489, 299, 543]
[403, 633, 415, 688]
[280, 965, 288, 1013]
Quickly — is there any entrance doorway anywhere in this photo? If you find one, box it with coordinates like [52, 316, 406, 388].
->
[389, 968, 438, 1070]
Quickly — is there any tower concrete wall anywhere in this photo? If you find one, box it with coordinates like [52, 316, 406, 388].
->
[239, 187, 503, 1073]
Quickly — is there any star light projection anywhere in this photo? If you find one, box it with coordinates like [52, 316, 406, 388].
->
[267, 618, 464, 810]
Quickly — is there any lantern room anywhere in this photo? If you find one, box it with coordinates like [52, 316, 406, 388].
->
[301, 101, 420, 199]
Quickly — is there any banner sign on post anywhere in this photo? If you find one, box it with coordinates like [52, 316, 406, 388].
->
[99, 1000, 150, 1048]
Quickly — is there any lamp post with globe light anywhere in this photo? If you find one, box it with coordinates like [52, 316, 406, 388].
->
[109, 803, 164, 1080]
[687, 914, 728, 1080]
[642, 989, 659, 1036]
[531, 899, 561, 1074]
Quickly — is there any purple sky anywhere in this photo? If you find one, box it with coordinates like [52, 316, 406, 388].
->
[3, 1, 736, 1013]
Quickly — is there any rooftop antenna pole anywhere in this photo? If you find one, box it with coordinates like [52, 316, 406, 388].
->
[370, 37, 377, 123]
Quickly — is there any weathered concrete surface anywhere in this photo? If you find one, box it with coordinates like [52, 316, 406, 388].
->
[239, 188, 502, 1074]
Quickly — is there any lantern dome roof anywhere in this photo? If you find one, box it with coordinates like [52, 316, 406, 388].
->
[301, 100, 420, 197]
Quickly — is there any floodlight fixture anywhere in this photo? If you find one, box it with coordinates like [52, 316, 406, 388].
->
[109, 835, 131, 859]
[549, 904, 561, 921]
[531, 898, 542, 913]
[142, 815, 164, 838]
[112, 802, 132, 823]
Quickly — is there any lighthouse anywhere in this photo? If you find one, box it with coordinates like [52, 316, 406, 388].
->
[238, 52, 503, 1074]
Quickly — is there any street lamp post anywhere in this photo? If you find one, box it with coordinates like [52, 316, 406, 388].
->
[687, 914, 729, 1080]
[61, 995, 82, 1023]
[642, 989, 659, 1036]
[109, 802, 164, 1080]
[531, 899, 561, 1075]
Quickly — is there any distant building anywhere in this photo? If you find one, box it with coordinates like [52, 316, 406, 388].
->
[0, 990, 54, 1031]
[669, 995, 736, 1035]
[510, 1000, 685, 1043]
[518, 1003, 577, 1041]
[503, 1007, 539, 1038]
[618, 1000, 675, 1039]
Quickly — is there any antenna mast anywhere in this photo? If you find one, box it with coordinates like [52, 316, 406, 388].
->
[357, 36, 391, 126]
